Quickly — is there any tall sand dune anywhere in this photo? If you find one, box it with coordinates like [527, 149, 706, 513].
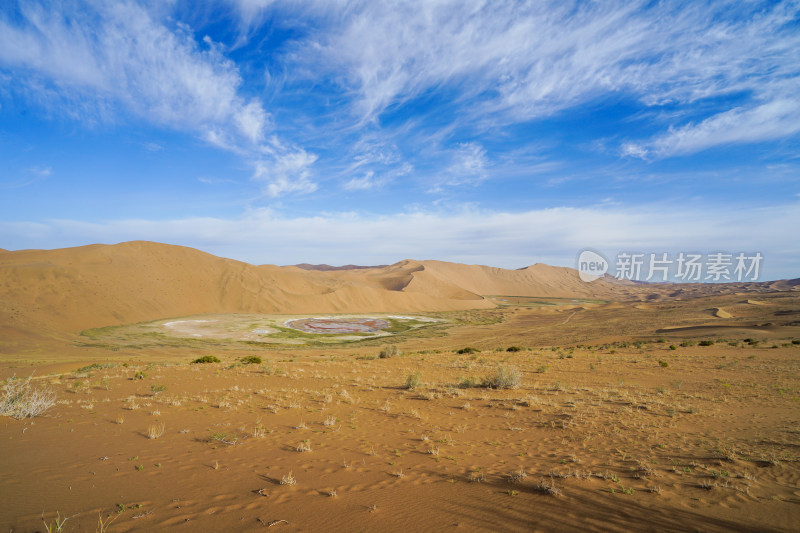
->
[0, 242, 491, 335]
[1, 241, 796, 337]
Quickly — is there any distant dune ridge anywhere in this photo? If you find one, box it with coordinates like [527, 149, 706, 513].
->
[292, 263, 389, 271]
[0, 241, 795, 338]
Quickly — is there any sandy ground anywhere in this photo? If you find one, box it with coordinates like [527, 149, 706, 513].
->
[2, 292, 800, 532]
[2, 242, 799, 531]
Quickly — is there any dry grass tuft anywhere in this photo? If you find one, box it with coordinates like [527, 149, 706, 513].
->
[486, 365, 522, 389]
[469, 470, 486, 483]
[41, 511, 71, 533]
[147, 421, 166, 439]
[508, 468, 528, 483]
[532, 477, 563, 496]
[1, 375, 56, 419]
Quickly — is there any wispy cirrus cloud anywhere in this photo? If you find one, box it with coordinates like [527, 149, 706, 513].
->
[283, 1, 800, 156]
[433, 142, 489, 190]
[627, 91, 800, 158]
[0, 2, 267, 144]
[0, 0, 318, 197]
[253, 147, 318, 197]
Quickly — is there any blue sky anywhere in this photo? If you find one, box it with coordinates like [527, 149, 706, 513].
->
[1, 1, 799, 279]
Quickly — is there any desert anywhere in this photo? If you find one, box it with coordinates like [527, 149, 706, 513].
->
[2, 2, 800, 531]
[1, 242, 799, 532]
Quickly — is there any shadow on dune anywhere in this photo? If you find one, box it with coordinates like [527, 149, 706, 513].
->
[435, 474, 776, 533]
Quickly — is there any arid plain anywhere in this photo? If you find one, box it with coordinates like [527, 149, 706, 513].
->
[1, 242, 799, 532]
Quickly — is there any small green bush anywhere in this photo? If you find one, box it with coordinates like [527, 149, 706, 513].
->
[506, 346, 523, 352]
[133, 371, 147, 380]
[240, 355, 262, 365]
[669, 345, 677, 350]
[658, 360, 669, 368]
[405, 372, 422, 390]
[75, 363, 115, 374]
[791, 340, 800, 345]
[698, 340, 715, 347]
[192, 355, 221, 364]
[457, 347, 479, 354]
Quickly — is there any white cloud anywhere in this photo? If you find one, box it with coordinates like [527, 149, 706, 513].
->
[2, 202, 798, 279]
[285, 1, 800, 153]
[253, 148, 318, 197]
[224, 0, 281, 43]
[343, 171, 377, 191]
[0, 166, 52, 189]
[446, 142, 488, 184]
[0, 2, 271, 156]
[426, 142, 489, 191]
[142, 142, 164, 152]
[620, 142, 648, 159]
[643, 96, 800, 157]
[28, 166, 52, 177]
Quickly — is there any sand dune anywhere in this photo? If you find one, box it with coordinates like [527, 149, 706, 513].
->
[292, 263, 389, 271]
[1, 246, 799, 532]
[0, 242, 632, 336]
[0, 242, 492, 336]
[713, 307, 733, 318]
[0, 241, 796, 338]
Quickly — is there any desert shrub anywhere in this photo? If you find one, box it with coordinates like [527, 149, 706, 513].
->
[484, 365, 522, 389]
[680, 341, 694, 347]
[457, 376, 479, 388]
[150, 384, 167, 395]
[658, 360, 669, 368]
[669, 345, 677, 350]
[75, 363, 115, 374]
[379, 345, 400, 359]
[506, 346, 523, 352]
[240, 355, 262, 365]
[698, 340, 715, 347]
[793, 340, 800, 345]
[0, 375, 56, 419]
[457, 347, 479, 354]
[133, 371, 147, 380]
[192, 355, 221, 364]
[405, 372, 422, 390]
